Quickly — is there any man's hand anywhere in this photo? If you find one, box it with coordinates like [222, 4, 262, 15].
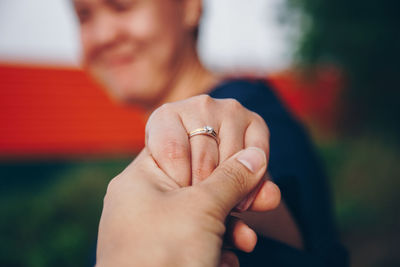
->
[96, 147, 280, 267]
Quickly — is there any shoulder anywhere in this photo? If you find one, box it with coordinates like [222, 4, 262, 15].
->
[209, 79, 299, 132]
[209, 79, 279, 109]
[209, 79, 293, 121]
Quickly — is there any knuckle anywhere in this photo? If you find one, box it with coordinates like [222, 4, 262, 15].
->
[155, 102, 173, 116]
[251, 111, 265, 124]
[224, 98, 243, 112]
[147, 103, 173, 127]
[159, 102, 171, 111]
[197, 94, 213, 103]
[251, 111, 270, 137]
[195, 94, 214, 109]
[104, 175, 122, 202]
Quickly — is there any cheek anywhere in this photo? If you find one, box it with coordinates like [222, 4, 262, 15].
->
[80, 28, 94, 64]
[124, 7, 165, 44]
[124, 3, 184, 51]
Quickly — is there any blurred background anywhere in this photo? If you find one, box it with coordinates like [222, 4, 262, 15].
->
[1, 0, 399, 266]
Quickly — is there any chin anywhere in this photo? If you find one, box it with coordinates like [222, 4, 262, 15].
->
[109, 80, 162, 109]
[89, 65, 166, 109]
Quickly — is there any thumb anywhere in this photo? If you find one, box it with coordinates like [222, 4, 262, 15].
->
[196, 147, 267, 217]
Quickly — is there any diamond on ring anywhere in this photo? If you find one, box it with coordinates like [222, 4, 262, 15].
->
[205, 126, 213, 133]
[188, 126, 219, 144]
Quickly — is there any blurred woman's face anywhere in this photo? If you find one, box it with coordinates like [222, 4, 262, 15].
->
[74, 0, 197, 106]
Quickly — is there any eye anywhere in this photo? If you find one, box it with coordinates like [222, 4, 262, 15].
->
[109, 0, 135, 12]
[74, 6, 92, 24]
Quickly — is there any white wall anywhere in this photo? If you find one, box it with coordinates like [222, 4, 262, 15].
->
[0, 0, 295, 72]
[0, 0, 81, 64]
[199, 0, 294, 72]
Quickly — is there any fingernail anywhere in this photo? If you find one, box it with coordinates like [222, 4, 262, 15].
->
[236, 147, 266, 173]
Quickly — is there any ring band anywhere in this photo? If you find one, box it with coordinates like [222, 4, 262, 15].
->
[188, 126, 219, 144]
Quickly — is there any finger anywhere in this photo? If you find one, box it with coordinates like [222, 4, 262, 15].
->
[219, 250, 240, 267]
[249, 175, 281, 212]
[244, 112, 270, 160]
[123, 148, 157, 174]
[178, 97, 220, 184]
[217, 99, 248, 163]
[235, 178, 265, 212]
[122, 148, 178, 187]
[235, 172, 281, 212]
[196, 147, 267, 219]
[233, 116, 271, 211]
[225, 217, 257, 253]
[145, 106, 191, 187]
[188, 126, 219, 184]
[218, 116, 247, 163]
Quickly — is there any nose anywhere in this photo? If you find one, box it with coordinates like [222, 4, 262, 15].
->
[90, 10, 120, 48]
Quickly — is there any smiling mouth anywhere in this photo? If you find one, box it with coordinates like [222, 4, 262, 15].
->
[104, 53, 136, 68]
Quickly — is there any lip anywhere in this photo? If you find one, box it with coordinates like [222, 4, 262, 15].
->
[102, 53, 136, 68]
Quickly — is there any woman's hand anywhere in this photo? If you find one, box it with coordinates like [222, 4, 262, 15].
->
[145, 95, 303, 251]
[96, 147, 276, 267]
[145, 95, 275, 211]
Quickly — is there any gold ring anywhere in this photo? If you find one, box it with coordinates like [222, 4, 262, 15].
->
[188, 126, 219, 144]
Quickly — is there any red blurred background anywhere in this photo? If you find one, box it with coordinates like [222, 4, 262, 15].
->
[0, 63, 341, 158]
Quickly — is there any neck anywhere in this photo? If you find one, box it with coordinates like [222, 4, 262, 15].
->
[152, 44, 220, 111]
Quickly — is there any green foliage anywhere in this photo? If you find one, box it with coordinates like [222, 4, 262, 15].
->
[317, 134, 400, 267]
[1, 136, 399, 267]
[285, 2, 400, 264]
[319, 136, 400, 229]
[0, 158, 131, 267]
[288, 0, 400, 133]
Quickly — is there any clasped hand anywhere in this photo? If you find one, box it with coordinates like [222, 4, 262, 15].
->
[96, 95, 281, 267]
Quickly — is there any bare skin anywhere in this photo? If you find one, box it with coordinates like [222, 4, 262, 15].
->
[97, 147, 278, 267]
[74, 0, 304, 260]
[146, 95, 304, 250]
[74, 0, 218, 108]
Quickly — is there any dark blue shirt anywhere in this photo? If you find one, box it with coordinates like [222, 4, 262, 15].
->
[209, 79, 349, 267]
